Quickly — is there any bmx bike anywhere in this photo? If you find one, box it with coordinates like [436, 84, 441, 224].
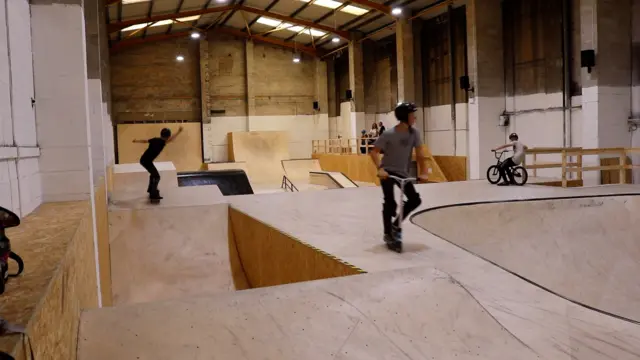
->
[486, 150, 528, 186]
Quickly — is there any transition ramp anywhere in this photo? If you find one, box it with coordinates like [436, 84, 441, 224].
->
[282, 159, 321, 181]
[309, 171, 358, 189]
[412, 194, 640, 323]
[227, 131, 288, 187]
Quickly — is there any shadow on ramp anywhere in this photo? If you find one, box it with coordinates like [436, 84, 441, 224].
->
[178, 170, 254, 196]
[411, 193, 640, 325]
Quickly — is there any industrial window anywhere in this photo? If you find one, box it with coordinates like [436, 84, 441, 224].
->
[422, 6, 468, 107]
[503, 0, 566, 97]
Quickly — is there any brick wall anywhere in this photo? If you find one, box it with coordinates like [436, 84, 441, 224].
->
[110, 38, 201, 123]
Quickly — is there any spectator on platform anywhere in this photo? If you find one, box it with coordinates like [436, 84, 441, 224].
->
[379, 122, 386, 135]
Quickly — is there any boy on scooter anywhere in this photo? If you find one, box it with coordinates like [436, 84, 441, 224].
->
[492, 132, 528, 186]
[369, 102, 429, 249]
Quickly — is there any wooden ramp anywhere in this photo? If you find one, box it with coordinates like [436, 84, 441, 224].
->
[79, 266, 539, 360]
[227, 131, 288, 186]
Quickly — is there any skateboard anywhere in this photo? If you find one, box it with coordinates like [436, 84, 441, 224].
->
[148, 197, 160, 204]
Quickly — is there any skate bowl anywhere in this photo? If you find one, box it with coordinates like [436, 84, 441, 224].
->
[411, 193, 640, 323]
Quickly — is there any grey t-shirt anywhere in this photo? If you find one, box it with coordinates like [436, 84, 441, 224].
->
[373, 127, 423, 177]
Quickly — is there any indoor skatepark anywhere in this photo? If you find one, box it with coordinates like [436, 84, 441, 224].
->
[4, 0, 640, 359]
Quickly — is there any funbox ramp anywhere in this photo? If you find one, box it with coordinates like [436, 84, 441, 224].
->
[412, 194, 640, 323]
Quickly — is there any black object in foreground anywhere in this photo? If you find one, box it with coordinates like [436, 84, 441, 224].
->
[177, 170, 254, 196]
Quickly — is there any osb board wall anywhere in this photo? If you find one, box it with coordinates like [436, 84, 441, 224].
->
[0, 202, 99, 359]
[312, 154, 380, 185]
[116, 122, 202, 171]
[94, 179, 112, 306]
[228, 208, 363, 288]
[434, 156, 467, 181]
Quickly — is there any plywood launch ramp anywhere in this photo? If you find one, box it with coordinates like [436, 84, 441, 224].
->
[413, 194, 640, 323]
[227, 131, 289, 186]
[78, 266, 539, 360]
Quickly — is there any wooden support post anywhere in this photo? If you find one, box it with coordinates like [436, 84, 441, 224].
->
[532, 153, 537, 178]
[577, 153, 583, 182]
[561, 150, 567, 188]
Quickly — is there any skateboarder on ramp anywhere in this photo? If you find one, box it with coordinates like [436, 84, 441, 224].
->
[132, 126, 183, 202]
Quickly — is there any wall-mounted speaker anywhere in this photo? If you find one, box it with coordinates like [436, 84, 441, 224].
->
[313, 101, 319, 110]
[345, 89, 353, 100]
[581, 49, 595, 73]
[459, 75, 470, 90]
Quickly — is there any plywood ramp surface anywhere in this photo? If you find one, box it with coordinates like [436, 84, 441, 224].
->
[78, 267, 539, 360]
[413, 194, 640, 323]
[282, 159, 321, 180]
[110, 204, 234, 305]
[226, 183, 640, 359]
[206, 161, 248, 172]
[228, 131, 289, 185]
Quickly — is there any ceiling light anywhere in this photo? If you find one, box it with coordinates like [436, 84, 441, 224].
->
[299, 0, 368, 16]
[122, 0, 151, 4]
[391, 7, 402, 15]
[191, 32, 201, 39]
[293, 54, 301, 63]
[255, 17, 326, 37]
[332, 37, 340, 43]
[176, 55, 185, 62]
[215, 0, 228, 2]
[121, 15, 202, 32]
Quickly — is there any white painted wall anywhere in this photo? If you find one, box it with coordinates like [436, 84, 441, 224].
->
[203, 114, 329, 162]
[0, 0, 42, 217]
[32, 2, 94, 202]
[423, 103, 469, 156]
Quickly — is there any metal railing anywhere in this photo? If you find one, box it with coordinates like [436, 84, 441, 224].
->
[281, 175, 299, 192]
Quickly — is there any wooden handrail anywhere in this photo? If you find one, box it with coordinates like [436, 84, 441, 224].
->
[524, 147, 640, 187]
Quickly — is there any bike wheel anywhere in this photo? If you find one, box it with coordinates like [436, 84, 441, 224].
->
[487, 165, 501, 184]
[512, 166, 528, 185]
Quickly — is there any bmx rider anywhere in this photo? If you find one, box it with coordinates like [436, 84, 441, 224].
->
[132, 126, 183, 200]
[369, 102, 429, 246]
[491, 132, 527, 186]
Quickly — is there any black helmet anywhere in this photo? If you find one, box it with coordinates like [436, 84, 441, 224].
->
[509, 132, 518, 141]
[161, 128, 172, 138]
[394, 102, 417, 122]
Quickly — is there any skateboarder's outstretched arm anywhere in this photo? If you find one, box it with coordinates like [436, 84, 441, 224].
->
[132, 139, 149, 144]
[166, 126, 184, 143]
